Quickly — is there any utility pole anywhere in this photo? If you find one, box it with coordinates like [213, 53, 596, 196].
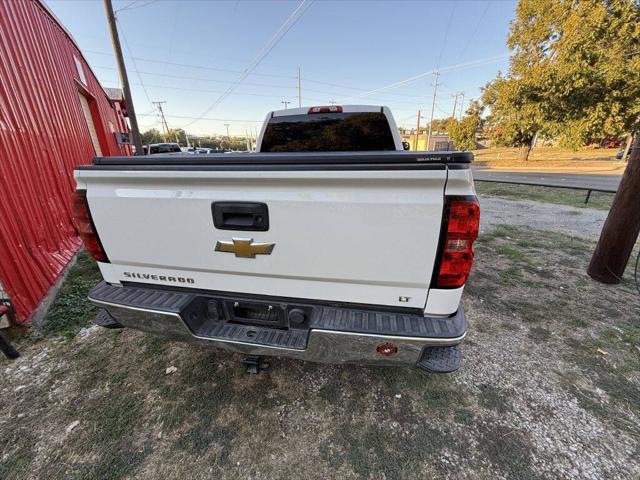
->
[224, 124, 230, 138]
[297, 66, 302, 108]
[152, 101, 169, 134]
[414, 110, 422, 151]
[281, 100, 291, 110]
[451, 93, 459, 119]
[103, 0, 143, 155]
[152, 101, 179, 144]
[458, 92, 465, 120]
[588, 133, 640, 283]
[426, 71, 440, 152]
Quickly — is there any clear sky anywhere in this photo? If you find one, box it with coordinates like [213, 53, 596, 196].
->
[45, 0, 517, 136]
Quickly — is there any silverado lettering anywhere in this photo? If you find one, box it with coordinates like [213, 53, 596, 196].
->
[123, 272, 195, 284]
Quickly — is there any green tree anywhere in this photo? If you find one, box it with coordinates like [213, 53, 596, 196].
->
[483, 0, 640, 159]
[482, 74, 541, 160]
[427, 118, 451, 134]
[448, 101, 485, 151]
[162, 128, 188, 145]
[140, 128, 161, 145]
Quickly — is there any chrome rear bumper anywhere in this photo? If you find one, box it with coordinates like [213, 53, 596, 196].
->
[88, 282, 466, 368]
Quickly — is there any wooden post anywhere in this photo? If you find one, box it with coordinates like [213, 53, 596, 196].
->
[588, 133, 640, 283]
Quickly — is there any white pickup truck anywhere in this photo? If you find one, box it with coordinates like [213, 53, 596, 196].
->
[73, 105, 479, 373]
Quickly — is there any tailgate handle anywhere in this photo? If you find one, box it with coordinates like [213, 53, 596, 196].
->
[212, 202, 269, 231]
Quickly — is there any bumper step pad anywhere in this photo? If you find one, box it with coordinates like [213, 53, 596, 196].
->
[417, 345, 461, 373]
[95, 309, 124, 329]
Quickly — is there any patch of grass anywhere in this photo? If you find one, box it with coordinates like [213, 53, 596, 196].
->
[147, 350, 237, 449]
[477, 424, 541, 480]
[561, 334, 640, 437]
[41, 251, 101, 338]
[478, 384, 513, 413]
[142, 335, 169, 358]
[175, 424, 238, 460]
[321, 420, 455, 479]
[0, 432, 36, 480]
[528, 326, 552, 341]
[453, 408, 474, 425]
[476, 182, 614, 210]
[66, 390, 150, 480]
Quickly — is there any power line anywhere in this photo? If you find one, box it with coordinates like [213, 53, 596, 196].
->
[117, 22, 153, 105]
[86, 47, 443, 100]
[183, 0, 313, 128]
[92, 65, 301, 90]
[436, 3, 457, 69]
[85, 49, 297, 80]
[137, 113, 264, 122]
[105, 78, 430, 109]
[115, 0, 157, 14]
[97, 61, 495, 106]
[457, 1, 492, 61]
[337, 54, 508, 102]
[107, 81, 298, 99]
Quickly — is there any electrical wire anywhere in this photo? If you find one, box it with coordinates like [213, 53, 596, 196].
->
[137, 113, 264, 122]
[118, 25, 154, 105]
[436, 2, 457, 69]
[85, 49, 297, 79]
[457, 1, 492, 61]
[336, 54, 508, 102]
[92, 65, 301, 89]
[182, 0, 313, 128]
[115, 0, 157, 14]
[109, 81, 298, 100]
[86, 48, 440, 100]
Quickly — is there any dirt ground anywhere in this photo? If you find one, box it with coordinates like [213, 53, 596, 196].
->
[472, 147, 626, 172]
[1, 198, 639, 480]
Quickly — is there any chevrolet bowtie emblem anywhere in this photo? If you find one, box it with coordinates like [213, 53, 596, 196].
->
[215, 238, 275, 258]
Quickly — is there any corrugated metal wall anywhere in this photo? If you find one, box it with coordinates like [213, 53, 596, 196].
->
[0, 0, 130, 322]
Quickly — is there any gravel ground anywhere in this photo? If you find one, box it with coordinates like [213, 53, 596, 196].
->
[480, 197, 608, 240]
[1, 197, 638, 480]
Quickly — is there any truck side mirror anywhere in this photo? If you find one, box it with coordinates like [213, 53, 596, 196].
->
[402, 141, 410, 151]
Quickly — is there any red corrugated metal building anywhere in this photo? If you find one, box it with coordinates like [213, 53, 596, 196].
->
[0, 0, 131, 322]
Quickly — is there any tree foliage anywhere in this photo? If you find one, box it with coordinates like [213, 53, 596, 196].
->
[448, 100, 485, 151]
[427, 118, 451, 134]
[483, 0, 640, 156]
[140, 128, 161, 145]
[139, 129, 249, 150]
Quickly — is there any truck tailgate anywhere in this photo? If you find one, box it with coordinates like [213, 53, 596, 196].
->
[75, 154, 457, 310]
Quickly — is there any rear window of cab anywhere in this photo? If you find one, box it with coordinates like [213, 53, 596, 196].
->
[260, 112, 396, 152]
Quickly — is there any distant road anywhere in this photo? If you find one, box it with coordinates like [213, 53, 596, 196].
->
[472, 169, 621, 192]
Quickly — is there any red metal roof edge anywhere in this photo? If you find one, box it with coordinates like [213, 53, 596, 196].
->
[34, 0, 116, 103]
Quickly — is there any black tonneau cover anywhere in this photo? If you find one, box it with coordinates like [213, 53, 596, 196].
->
[86, 151, 472, 167]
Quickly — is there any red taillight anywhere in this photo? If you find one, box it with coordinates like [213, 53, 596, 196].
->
[307, 106, 343, 114]
[435, 196, 480, 288]
[71, 190, 109, 262]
